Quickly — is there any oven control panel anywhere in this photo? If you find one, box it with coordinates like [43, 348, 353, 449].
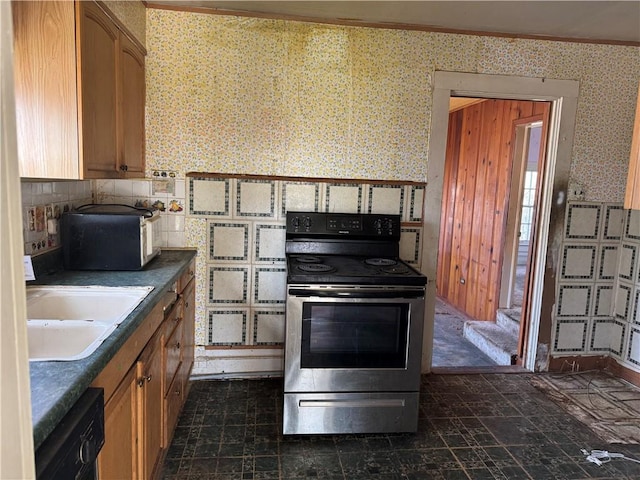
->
[286, 212, 401, 238]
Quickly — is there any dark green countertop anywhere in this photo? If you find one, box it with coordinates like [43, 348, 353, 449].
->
[29, 249, 197, 450]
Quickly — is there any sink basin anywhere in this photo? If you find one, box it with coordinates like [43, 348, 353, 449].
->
[26, 286, 154, 361]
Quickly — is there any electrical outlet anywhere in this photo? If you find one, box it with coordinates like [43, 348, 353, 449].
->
[569, 182, 585, 200]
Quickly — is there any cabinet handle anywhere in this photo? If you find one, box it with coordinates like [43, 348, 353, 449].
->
[174, 389, 181, 396]
[146, 375, 152, 383]
[119, 164, 128, 171]
[175, 342, 181, 350]
[137, 378, 145, 388]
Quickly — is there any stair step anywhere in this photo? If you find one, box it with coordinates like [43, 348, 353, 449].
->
[463, 321, 518, 366]
[496, 309, 521, 336]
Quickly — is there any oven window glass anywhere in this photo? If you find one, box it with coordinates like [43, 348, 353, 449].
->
[301, 302, 409, 368]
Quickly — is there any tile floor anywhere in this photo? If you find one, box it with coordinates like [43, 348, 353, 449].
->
[432, 298, 497, 368]
[160, 374, 640, 479]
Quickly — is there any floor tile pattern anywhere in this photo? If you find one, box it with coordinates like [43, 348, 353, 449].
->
[432, 299, 497, 368]
[161, 374, 640, 479]
[531, 370, 640, 444]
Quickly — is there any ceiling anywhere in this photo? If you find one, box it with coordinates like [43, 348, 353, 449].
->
[147, 1, 640, 45]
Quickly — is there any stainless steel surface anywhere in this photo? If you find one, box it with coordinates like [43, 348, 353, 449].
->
[283, 212, 427, 435]
[283, 392, 420, 435]
[284, 287, 425, 394]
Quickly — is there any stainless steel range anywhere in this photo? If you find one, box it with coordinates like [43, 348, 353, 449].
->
[283, 211, 427, 435]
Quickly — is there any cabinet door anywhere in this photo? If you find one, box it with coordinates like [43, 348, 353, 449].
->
[78, 1, 119, 178]
[182, 277, 196, 370]
[137, 332, 164, 480]
[98, 366, 139, 479]
[12, 1, 80, 179]
[163, 298, 184, 394]
[120, 34, 146, 178]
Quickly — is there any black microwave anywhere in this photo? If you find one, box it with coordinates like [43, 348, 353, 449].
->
[61, 204, 161, 270]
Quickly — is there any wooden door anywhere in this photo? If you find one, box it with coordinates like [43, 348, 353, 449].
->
[137, 332, 164, 479]
[437, 99, 550, 321]
[120, 33, 146, 177]
[12, 1, 80, 178]
[98, 366, 139, 479]
[78, 1, 119, 178]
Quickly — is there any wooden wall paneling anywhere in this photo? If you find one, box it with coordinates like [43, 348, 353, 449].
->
[477, 101, 506, 320]
[466, 101, 492, 319]
[437, 111, 462, 297]
[454, 104, 483, 311]
[438, 98, 545, 321]
[492, 101, 532, 308]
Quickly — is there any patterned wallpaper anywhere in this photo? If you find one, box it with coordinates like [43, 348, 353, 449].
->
[102, 0, 146, 47]
[145, 9, 639, 202]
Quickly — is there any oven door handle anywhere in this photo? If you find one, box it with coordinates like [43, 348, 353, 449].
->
[288, 288, 424, 299]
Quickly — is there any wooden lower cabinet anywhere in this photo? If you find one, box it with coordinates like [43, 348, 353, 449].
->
[138, 331, 164, 479]
[95, 261, 196, 479]
[98, 366, 139, 479]
[164, 271, 196, 448]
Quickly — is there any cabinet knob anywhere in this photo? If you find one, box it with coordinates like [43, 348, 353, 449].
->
[119, 164, 128, 171]
[146, 375, 152, 383]
[175, 342, 181, 350]
[137, 378, 145, 388]
[174, 389, 181, 396]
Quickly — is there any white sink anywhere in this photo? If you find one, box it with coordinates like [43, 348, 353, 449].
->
[26, 286, 154, 361]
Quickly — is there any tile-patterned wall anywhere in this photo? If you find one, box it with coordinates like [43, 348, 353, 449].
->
[94, 176, 187, 248]
[187, 175, 425, 353]
[616, 210, 640, 370]
[145, 8, 640, 202]
[552, 202, 640, 372]
[20, 181, 93, 256]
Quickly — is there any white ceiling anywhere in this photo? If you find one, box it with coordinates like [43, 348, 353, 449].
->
[147, 1, 640, 44]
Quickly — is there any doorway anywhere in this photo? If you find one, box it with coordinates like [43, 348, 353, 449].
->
[434, 99, 550, 368]
[421, 71, 579, 373]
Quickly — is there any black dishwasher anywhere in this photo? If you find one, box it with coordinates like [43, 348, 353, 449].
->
[35, 388, 105, 480]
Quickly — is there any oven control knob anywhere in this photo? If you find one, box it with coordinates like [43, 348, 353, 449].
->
[292, 217, 300, 230]
[303, 216, 312, 231]
[386, 219, 393, 234]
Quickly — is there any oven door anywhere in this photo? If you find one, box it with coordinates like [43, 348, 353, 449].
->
[284, 285, 425, 393]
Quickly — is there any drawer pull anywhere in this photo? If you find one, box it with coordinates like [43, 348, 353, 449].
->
[174, 389, 181, 396]
[174, 342, 181, 350]
[146, 375, 152, 383]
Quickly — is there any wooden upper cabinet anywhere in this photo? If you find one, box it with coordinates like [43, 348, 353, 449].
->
[12, 1, 80, 178]
[624, 83, 640, 210]
[78, 1, 119, 178]
[12, 0, 146, 180]
[119, 33, 146, 177]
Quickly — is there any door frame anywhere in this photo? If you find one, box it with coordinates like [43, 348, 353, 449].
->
[1, 1, 36, 477]
[501, 117, 545, 310]
[421, 71, 579, 372]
